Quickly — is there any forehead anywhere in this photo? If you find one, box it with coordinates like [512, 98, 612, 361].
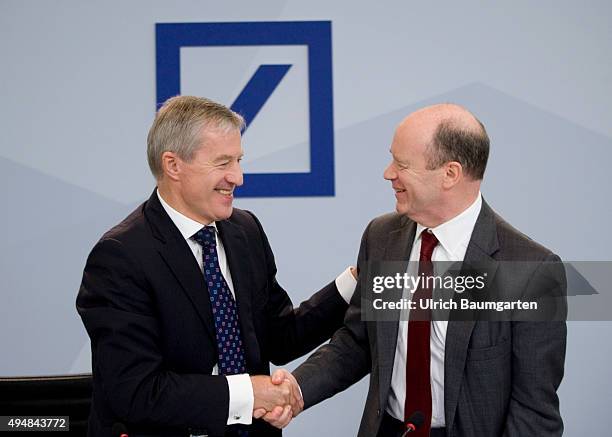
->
[390, 117, 432, 159]
[196, 127, 243, 157]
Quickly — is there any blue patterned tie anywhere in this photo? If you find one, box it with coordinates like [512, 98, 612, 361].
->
[192, 226, 247, 376]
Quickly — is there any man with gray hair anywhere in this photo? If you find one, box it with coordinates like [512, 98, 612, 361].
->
[77, 95, 356, 437]
[265, 103, 566, 436]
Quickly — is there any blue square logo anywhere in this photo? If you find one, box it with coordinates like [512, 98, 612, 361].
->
[156, 21, 335, 197]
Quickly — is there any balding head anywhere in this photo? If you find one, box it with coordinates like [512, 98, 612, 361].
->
[398, 103, 489, 180]
[406, 103, 480, 129]
[384, 103, 489, 226]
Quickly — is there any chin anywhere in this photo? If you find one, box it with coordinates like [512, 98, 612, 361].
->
[216, 207, 234, 221]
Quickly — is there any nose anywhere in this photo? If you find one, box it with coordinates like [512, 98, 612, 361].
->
[226, 162, 244, 187]
[383, 162, 396, 181]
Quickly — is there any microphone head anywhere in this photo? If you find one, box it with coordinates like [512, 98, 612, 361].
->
[111, 422, 128, 437]
[407, 411, 425, 429]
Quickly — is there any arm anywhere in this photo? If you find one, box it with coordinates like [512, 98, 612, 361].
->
[292, 221, 374, 409]
[503, 255, 567, 436]
[247, 211, 351, 364]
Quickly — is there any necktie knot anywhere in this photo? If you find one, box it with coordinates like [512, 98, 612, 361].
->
[420, 229, 438, 262]
[192, 226, 216, 248]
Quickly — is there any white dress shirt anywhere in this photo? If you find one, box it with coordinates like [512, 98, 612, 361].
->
[386, 193, 482, 427]
[157, 190, 356, 425]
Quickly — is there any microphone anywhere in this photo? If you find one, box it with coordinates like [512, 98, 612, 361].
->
[111, 422, 129, 437]
[401, 411, 425, 436]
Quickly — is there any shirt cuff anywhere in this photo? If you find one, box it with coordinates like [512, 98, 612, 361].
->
[226, 374, 254, 425]
[335, 266, 357, 304]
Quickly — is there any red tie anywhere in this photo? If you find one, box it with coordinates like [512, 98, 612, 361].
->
[405, 229, 438, 436]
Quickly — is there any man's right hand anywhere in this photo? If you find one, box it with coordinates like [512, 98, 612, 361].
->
[250, 375, 294, 413]
[252, 369, 304, 429]
[251, 370, 303, 429]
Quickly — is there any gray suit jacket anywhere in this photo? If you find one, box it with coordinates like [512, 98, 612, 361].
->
[294, 201, 566, 437]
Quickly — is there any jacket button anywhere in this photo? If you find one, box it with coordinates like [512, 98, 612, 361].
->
[377, 409, 381, 416]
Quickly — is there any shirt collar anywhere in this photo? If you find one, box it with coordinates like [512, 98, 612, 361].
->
[156, 189, 218, 241]
[415, 192, 482, 257]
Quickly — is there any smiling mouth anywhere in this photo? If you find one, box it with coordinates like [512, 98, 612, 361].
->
[215, 188, 234, 196]
[393, 187, 406, 193]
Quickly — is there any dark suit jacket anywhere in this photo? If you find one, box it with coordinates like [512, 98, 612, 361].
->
[76, 191, 348, 437]
[294, 201, 567, 437]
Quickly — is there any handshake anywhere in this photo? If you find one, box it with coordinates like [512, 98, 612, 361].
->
[250, 369, 303, 429]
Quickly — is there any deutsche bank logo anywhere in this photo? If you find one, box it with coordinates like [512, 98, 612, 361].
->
[156, 21, 335, 197]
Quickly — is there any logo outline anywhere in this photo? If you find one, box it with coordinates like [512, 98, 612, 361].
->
[156, 21, 335, 197]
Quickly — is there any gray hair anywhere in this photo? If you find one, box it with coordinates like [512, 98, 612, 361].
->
[426, 118, 490, 180]
[147, 95, 245, 179]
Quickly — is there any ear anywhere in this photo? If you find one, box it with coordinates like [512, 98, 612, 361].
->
[442, 161, 462, 189]
[161, 151, 181, 182]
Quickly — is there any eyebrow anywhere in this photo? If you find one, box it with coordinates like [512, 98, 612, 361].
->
[390, 152, 404, 162]
[212, 153, 244, 163]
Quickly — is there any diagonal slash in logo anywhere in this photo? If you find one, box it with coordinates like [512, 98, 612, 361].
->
[230, 65, 292, 131]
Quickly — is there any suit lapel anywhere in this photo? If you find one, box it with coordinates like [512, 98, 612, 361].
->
[377, 218, 417, 407]
[444, 200, 500, 429]
[217, 219, 261, 370]
[144, 191, 217, 343]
